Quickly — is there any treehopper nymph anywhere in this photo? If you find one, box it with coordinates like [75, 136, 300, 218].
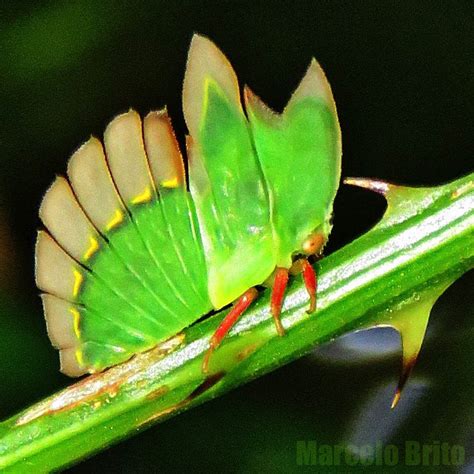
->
[35, 35, 341, 378]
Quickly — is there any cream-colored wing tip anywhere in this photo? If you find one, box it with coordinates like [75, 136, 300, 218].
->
[35, 230, 53, 290]
[244, 85, 278, 120]
[41, 294, 78, 350]
[35, 230, 83, 300]
[188, 33, 214, 56]
[39, 175, 102, 264]
[286, 58, 336, 113]
[67, 135, 128, 233]
[39, 175, 66, 221]
[143, 109, 186, 189]
[186, 33, 239, 95]
[187, 33, 225, 68]
[183, 33, 241, 136]
[103, 108, 156, 206]
[104, 109, 141, 138]
[67, 136, 102, 176]
[59, 348, 87, 377]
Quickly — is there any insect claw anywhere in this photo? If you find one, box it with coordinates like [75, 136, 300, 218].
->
[202, 348, 212, 374]
[273, 313, 286, 337]
[306, 293, 316, 314]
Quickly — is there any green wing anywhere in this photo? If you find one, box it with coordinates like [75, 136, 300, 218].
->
[36, 111, 211, 376]
[183, 35, 275, 308]
[245, 60, 342, 267]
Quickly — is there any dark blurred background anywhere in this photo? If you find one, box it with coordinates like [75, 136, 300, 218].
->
[1, 1, 473, 472]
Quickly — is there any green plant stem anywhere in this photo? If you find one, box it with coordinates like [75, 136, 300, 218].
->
[1, 173, 473, 472]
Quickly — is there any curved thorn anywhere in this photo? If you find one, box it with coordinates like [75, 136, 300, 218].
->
[344, 177, 391, 196]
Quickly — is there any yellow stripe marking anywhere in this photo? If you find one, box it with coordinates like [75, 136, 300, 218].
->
[106, 209, 124, 231]
[72, 269, 83, 298]
[69, 307, 81, 338]
[200, 76, 231, 132]
[202, 76, 212, 124]
[83, 236, 100, 261]
[75, 349, 84, 367]
[131, 186, 152, 205]
[161, 177, 179, 188]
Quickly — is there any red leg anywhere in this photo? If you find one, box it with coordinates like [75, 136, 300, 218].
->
[271, 267, 289, 337]
[202, 288, 258, 373]
[302, 259, 317, 313]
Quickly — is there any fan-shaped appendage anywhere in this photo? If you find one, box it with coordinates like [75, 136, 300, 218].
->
[36, 110, 212, 376]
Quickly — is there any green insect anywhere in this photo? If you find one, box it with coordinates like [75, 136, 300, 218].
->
[35, 35, 341, 377]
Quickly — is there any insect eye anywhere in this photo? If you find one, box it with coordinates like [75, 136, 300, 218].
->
[302, 232, 325, 256]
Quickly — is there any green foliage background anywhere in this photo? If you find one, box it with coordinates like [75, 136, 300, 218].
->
[0, 1, 472, 472]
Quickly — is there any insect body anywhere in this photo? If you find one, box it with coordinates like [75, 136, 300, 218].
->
[35, 35, 341, 376]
